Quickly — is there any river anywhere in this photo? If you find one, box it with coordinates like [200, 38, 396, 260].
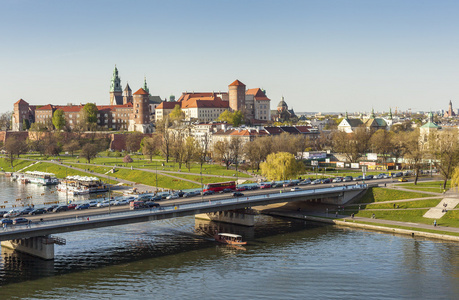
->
[0, 175, 458, 299]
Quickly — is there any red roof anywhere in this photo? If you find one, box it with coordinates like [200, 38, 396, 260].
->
[294, 126, 312, 133]
[14, 99, 28, 105]
[156, 101, 179, 110]
[246, 88, 270, 101]
[36, 104, 54, 110]
[133, 88, 149, 95]
[56, 105, 83, 112]
[229, 79, 245, 87]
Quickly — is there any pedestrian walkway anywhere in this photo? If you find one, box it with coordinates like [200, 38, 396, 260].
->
[423, 198, 459, 219]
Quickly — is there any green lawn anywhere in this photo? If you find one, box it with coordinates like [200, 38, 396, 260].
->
[356, 187, 432, 204]
[350, 221, 459, 237]
[351, 209, 432, 224]
[397, 180, 450, 193]
[364, 199, 442, 209]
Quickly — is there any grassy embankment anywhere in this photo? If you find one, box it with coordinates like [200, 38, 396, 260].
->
[336, 186, 459, 228]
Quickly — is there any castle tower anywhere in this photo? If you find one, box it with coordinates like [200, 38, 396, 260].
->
[142, 77, 150, 95]
[228, 79, 246, 112]
[123, 83, 133, 104]
[109, 65, 123, 105]
[12, 99, 30, 131]
[129, 88, 151, 132]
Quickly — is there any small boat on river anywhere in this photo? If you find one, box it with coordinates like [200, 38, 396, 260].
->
[214, 232, 247, 245]
[57, 175, 108, 195]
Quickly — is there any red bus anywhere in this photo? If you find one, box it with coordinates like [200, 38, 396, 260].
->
[203, 181, 236, 193]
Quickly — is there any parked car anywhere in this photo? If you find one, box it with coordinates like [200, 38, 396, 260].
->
[45, 205, 59, 212]
[166, 193, 180, 200]
[0, 210, 8, 217]
[393, 172, 403, 177]
[183, 191, 200, 198]
[53, 205, 69, 213]
[67, 203, 78, 210]
[1, 218, 13, 225]
[260, 183, 272, 189]
[398, 177, 408, 182]
[201, 190, 215, 196]
[29, 208, 47, 215]
[13, 217, 30, 225]
[97, 201, 111, 208]
[145, 201, 160, 208]
[113, 199, 129, 206]
[322, 178, 331, 184]
[219, 188, 233, 194]
[283, 181, 295, 187]
[232, 192, 244, 197]
[235, 186, 247, 191]
[88, 200, 99, 207]
[151, 195, 163, 201]
[76, 203, 90, 210]
[3, 210, 21, 218]
[376, 173, 388, 179]
[298, 179, 311, 185]
[311, 179, 322, 185]
[343, 176, 353, 182]
[354, 176, 363, 181]
[290, 187, 301, 191]
[271, 183, 282, 188]
[332, 177, 343, 183]
[20, 207, 35, 215]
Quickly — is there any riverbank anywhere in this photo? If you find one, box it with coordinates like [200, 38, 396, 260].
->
[262, 210, 459, 242]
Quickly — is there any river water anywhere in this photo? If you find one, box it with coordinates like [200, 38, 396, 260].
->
[0, 175, 458, 299]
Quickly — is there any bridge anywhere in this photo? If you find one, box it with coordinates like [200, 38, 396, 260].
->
[0, 184, 367, 259]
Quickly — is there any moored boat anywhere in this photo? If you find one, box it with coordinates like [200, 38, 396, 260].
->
[57, 176, 108, 195]
[214, 232, 247, 245]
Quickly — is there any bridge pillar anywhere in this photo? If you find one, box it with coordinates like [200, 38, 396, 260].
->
[1, 235, 55, 260]
[196, 208, 255, 226]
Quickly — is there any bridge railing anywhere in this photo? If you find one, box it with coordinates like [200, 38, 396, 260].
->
[1, 184, 367, 234]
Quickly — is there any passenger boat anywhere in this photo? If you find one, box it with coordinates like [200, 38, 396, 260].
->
[22, 171, 59, 185]
[214, 232, 247, 245]
[57, 176, 108, 195]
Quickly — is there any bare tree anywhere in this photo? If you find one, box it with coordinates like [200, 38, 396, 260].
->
[428, 129, 459, 189]
[4, 138, 28, 169]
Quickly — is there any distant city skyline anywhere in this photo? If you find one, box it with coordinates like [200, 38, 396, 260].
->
[2, 0, 459, 114]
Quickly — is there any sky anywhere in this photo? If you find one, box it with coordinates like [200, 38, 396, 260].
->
[1, 0, 459, 115]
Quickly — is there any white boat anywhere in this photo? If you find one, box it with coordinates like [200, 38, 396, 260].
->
[57, 175, 108, 195]
[21, 171, 58, 185]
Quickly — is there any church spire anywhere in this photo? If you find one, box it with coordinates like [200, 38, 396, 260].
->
[370, 108, 375, 119]
[143, 76, 150, 94]
[345, 111, 348, 119]
[110, 65, 122, 93]
[388, 108, 393, 120]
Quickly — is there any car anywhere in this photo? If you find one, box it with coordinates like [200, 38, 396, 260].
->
[151, 195, 163, 201]
[3, 210, 21, 218]
[332, 177, 343, 183]
[283, 182, 295, 187]
[398, 177, 408, 182]
[235, 186, 247, 191]
[76, 203, 90, 210]
[219, 188, 233, 194]
[1, 218, 13, 225]
[260, 183, 272, 189]
[45, 205, 59, 212]
[88, 200, 99, 207]
[20, 207, 35, 215]
[393, 172, 403, 177]
[354, 176, 363, 181]
[322, 178, 331, 184]
[271, 183, 282, 188]
[183, 191, 200, 198]
[29, 208, 47, 215]
[376, 173, 387, 179]
[298, 179, 311, 185]
[343, 176, 353, 182]
[166, 193, 180, 200]
[67, 203, 78, 210]
[0, 210, 8, 217]
[201, 190, 215, 196]
[176, 191, 185, 197]
[290, 187, 301, 191]
[53, 205, 69, 213]
[97, 201, 111, 208]
[311, 179, 322, 185]
[232, 192, 244, 197]
[13, 217, 30, 225]
[145, 201, 160, 208]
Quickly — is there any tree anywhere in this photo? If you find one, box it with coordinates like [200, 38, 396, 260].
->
[260, 152, 303, 181]
[123, 155, 133, 165]
[183, 136, 200, 171]
[402, 130, 424, 185]
[80, 103, 98, 130]
[126, 132, 144, 153]
[0, 111, 12, 130]
[4, 138, 28, 169]
[213, 140, 231, 169]
[29, 122, 48, 132]
[64, 139, 80, 157]
[244, 136, 272, 172]
[141, 134, 162, 161]
[332, 127, 372, 163]
[370, 129, 393, 168]
[22, 119, 30, 130]
[52, 109, 66, 131]
[170, 130, 186, 169]
[428, 129, 459, 189]
[218, 110, 244, 126]
[169, 105, 185, 122]
[229, 137, 243, 172]
[80, 143, 99, 163]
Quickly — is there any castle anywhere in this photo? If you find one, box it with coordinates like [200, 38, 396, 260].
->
[12, 66, 155, 133]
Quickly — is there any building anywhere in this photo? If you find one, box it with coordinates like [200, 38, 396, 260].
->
[443, 100, 456, 118]
[155, 80, 271, 124]
[337, 109, 391, 133]
[12, 66, 154, 133]
[271, 96, 297, 122]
